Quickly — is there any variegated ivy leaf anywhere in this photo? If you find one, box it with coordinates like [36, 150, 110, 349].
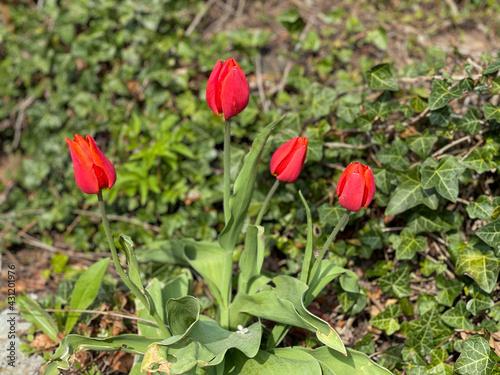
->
[421, 156, 465, 202]
[441, 301, 473, 330]
[456, 249, 500, 294]
[454, 335, 495, 375]
[370, 304, 402, 335]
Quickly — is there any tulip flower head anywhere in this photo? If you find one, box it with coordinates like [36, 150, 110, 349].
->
[270, 137, 308, 183]
[206, 58, 249, 120]
[336, 162, 376, 212]
[66, 134, 116, 194]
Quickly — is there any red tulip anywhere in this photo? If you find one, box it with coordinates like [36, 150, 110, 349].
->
[206, 58, 249, 120]
[336, 162, 376, 212]
[66, 134, 116, 194]
[270, 137, 308, 183]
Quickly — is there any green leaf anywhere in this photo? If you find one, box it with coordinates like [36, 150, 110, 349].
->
[428, 80, 461, 111]
[370, 304, 402, 335]
[441, 301, 473, 330]
[372, 167, 394, 195]
[393, 228, 427, 260]
[336, 94, 361, 123]
[421, 156, 465, 202]
[407, 131, 438, 159]
[424, 348, 453, 375]
[299, 346, 393, 375]
[299, 191, 315, 285]
[238, 225, 265, 294]
[119, 235, 146, 294]
[136, 278, 166, 338]
[484, 59, 500, 75]
[44, 334, 160, 375]
[467, 195, 495, 220]
[462, 147, 494, 173]
[166, 296, 200, 336]
[457, 109, 480, 135]
[454, 335, 495, 375]
[318, 202, 347, 226]
[375, 138, 409, 171]
[385, 166, 439, 216]
[302, 83, 337, 119]
[219, 115, 284, 252]
[436, 275, 464, 307]
[407, 208, 453, 233]
[379, 266, 411, 298]
[365, 63, 399, 91]
[483, 103, 500, 122]
[466, 286, 494, 315]
[230, 275, 346, 354]
[477, 220, 500, 250]
[406, 310, 453, 357]
[65, 257, 110, 334]
[456, 249, 500, 293]
[17, 296, 59, 343]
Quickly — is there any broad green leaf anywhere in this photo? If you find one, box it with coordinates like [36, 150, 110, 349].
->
[421, 156, 465, 202]
[365, 63, 399, 91]
[370, 304, 402, 335]
[484, 59, 500, 74]
[457, 109, 480, 135]
[385, 166, 439, 216]
[477, 220, 500, 249]
[162, 269, 193, 302]
[393, 228, 427, 260]
[407, 209, 451, 233]
[18, 296, 59, 343]
[467, 195, 495, 220]
[238, 225, 265, 294]
[44, 334, 160, 375]
[379, 266, 411, 298]
[454, 335, 495, 375]
[318, 202, 347, 226]
[424, 348, 453, 375]
[119, 235, 146, 293]
[483, 102, 500, 122]
[65, 257, 110, 334]
[375, 138, 409, 171]
[219, 115, 284, 252]
[143, 318, 262, 373]
[230, 275, 346, 354]
[417, 294, 438, 315]
[406, 310, 453, 356]
[407, 131, 438, 159]
[136, 278, 165, 338]
[441, 301, 473, 330]
[166, 296, 200, 336]
[456, 249, 500, 293]
[372, 167, 394, 195]
[436, 275, 464, 307]
[428, 80, 461, 111]
[462, 147, 494, 173]
[226, 348, 321, 375]
[466, 286, 494, 315]
[299, 346, 393, 375]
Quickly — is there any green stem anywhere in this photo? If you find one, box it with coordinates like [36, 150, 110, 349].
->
[308, 211, 350, 285]
[97, 191, 171, 338]
[223, 120, 231, 225]
[255, 180, 280, 226]
[220, 249, 232, 329]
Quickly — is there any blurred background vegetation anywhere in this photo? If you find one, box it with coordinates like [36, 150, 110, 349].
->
[1, 0, 500, 373]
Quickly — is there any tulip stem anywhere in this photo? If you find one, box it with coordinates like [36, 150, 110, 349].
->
[223, 120, 231, 225]
[255, 180, 280, 226]
[97, 191, 171, 338]
[308, 211, 350, 285]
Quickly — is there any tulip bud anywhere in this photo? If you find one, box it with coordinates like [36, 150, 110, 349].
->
[66, 134, 116, 194]
[206, 58, 249, 120]
[336, 162, 376, 212]
[270, 137, 308, 183]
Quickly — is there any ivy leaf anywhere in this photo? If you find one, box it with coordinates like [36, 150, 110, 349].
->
[421, 156, 465, 202]
[372, 167, 394, 195]
[466, 286, 494, 315]
[318, 203, 347, 227]
[393, 229, 427, 260]
[428, 80, 462, 111]
[477, 220, 500, 250]
[483, 59, 500, 75]
[386, 166, 439, 216]
[441, 301, 473, 330]
[375, 138, 409, 171]
[336, 94, 361, 123]
[483, 103, 500, 122]
[365, 63, 399, 91]
[420, 258, 447, 277]
[370, 304, 402, 335]
[407, 209, 449, 234]
[379, 266, 411, 298]
[457, 109, 480, 135]
[456, 249, 500, 294]
[462, 148, 494, 173]
[406, 310, 453, 356]
[454, 335, 495, 375]
[436, 275, 464, 307]
[302, 83, 337, 119]
[407, 131, 438, 159]
[466, 195, 494, 220]
[425, 348, 453, 375]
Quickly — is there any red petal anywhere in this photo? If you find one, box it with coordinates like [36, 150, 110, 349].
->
[66, 137, 99, 194]
[338, 171, 365, 211]
[361, 166, 376, 208]
[270, 138, 299, 175]
[216, 59, 237, 113]
[87, 135, 116, 190]
[220, 63, 249, 120]
[275, 144, 307, 182]
[337, 162, 360, 198]
[206, 60, 223, 116]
